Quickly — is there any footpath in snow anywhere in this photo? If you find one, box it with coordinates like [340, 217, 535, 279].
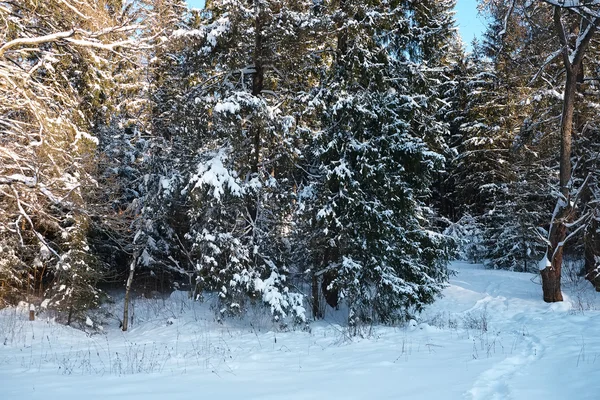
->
[1, 261, 599, 399]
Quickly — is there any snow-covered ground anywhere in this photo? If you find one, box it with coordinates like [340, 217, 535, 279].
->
[1, 262, 599, 399]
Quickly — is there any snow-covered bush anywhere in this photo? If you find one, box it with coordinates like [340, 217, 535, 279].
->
[443, 214, 486, 263]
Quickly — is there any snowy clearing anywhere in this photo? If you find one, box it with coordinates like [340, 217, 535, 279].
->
[1, 262, 599, 400]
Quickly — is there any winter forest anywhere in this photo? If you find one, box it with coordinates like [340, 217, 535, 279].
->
[4, 0, 600, 398]
[3, 0, 600, 325]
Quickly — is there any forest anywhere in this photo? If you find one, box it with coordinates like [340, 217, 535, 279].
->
[2, 0, 600, 332]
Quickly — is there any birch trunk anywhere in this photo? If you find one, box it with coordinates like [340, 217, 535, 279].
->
[122, 258, 136, 331]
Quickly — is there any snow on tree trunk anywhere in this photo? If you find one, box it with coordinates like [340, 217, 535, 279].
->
[122, 258, 136, 332]
[541, 4, 599, 302]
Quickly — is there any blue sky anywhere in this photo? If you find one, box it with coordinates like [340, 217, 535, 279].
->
[185, 0, 486, 45]
[187, 0, 205, 9]
[455, 0, 487, 45]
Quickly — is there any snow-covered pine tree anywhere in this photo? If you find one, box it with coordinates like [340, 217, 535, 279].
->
[147, 0, 324, 321]
[300, 0, 453, 328]
[109, 0, 196, 331]
[406, 0, 463, 231]
[124, 0, 191, 288]
[449, 1, 554, 271]
[449, 45, 521, 267]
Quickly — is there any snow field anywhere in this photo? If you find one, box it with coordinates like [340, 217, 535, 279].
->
[1, 261, 599, 399]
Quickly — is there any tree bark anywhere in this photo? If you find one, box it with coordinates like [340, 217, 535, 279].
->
[541, 62, 577, 302]
[584, 217, 600, 291]
[540, 5, 600, 302]
[542, 220, 566, 302]
[122, 258, 136, 331]
[311, 274, 322, 319]
[247, 2, 264, 225]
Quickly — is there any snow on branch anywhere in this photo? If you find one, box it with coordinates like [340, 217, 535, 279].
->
[544, 1, 600, 69]
[57, 0, 92, 21]
[0, 25, 144, 58]
[499, 0, 517, 39]
[541, 0, 600, 8]
[529, 49, 563, 84]
[10, 186, 60, 259]
[187, 149, 243, 200]
[570, 17, 599, 66]
[0, 30, 76, 57]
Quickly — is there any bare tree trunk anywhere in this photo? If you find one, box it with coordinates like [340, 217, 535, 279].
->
[311, 274, 322, 319]
[540, 5, 599, 302]
[584, 217, 600, 291]
[247, 2, 264, 226]
[122, 258, 136, 331]
[542, 222, 566, 302]
[541, 62, 577, 302]
[27, 273, 34, 321]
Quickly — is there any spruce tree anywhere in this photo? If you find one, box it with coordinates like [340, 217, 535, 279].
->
[300, 0, 453, 327]
[146, 0, 323, 321]
[449, 1, 555, 271]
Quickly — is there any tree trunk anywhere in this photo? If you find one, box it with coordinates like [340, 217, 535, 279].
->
[311, 274, 322, 319]
[122, 258, 136, 331]
[542, 217, 566, 302]
[247, 3, 264, 225]
[540, 6, 600, 301]
[584, 217, 600, 291]
[541, 61, 578, 302]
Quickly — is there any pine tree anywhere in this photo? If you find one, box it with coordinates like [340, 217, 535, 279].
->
[300, 0, 453, 327]
[449, 1, 555, 271]
[145, 0, 325, 321]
